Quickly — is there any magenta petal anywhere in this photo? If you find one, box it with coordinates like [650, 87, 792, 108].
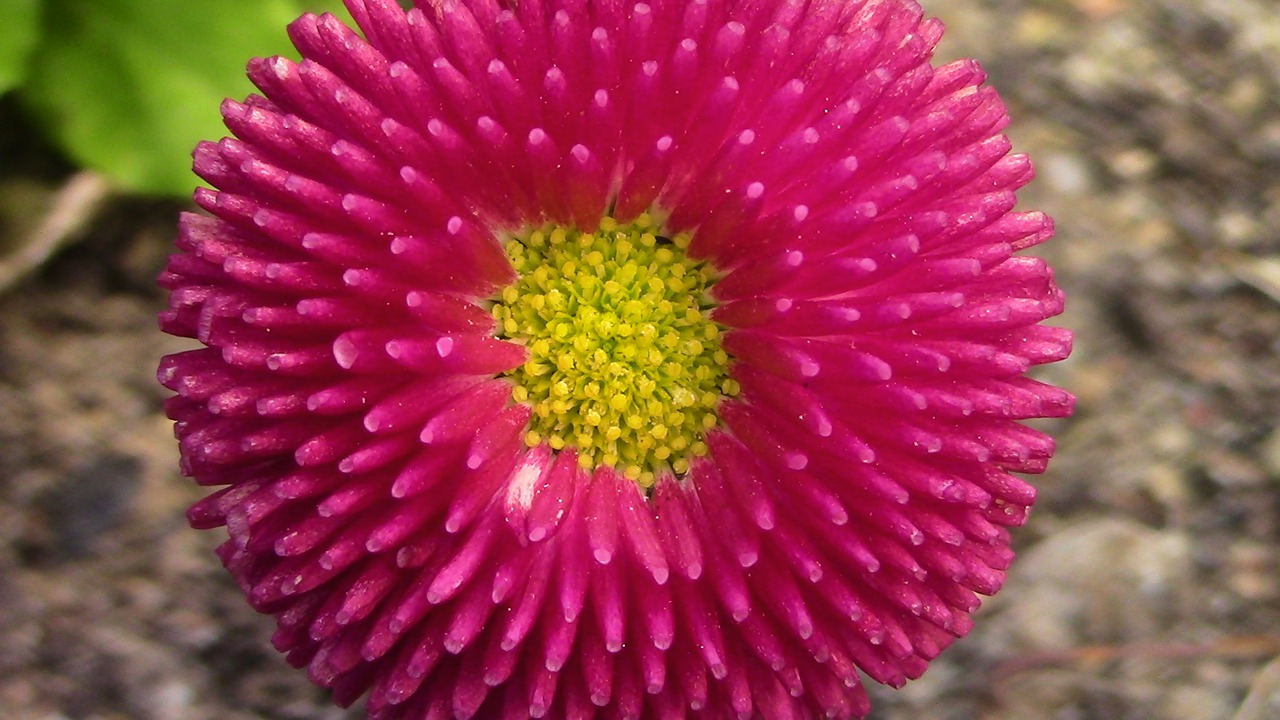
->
[160, 0, 1072, 718]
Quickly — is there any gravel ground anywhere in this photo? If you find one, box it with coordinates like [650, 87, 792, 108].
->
[2, 1, 1279, 719]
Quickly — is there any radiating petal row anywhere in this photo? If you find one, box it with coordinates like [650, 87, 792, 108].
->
[158, 0, 1073, 718]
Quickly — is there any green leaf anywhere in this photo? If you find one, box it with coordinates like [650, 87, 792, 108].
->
[0, 0, 41, 93]
[22, 0, 353, 196]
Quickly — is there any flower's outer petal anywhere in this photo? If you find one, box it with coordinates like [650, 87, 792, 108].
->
[159, 1, 1073, 718]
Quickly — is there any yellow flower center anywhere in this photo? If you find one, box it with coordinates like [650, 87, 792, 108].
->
[493, 213, 738, 488]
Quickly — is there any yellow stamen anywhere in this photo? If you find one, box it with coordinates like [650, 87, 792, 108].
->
[493, 214, 736, 489]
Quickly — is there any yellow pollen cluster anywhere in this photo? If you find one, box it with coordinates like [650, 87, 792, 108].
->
[493, 214, 738, 488]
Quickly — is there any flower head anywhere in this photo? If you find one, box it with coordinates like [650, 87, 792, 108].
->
[159, 0, 1073, 718]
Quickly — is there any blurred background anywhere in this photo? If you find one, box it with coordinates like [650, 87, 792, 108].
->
[1, 0, 1278, 718]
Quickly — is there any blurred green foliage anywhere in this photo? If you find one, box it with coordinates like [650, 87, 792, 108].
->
[0, 0, 352, 196]
[0, 0, 40, 94]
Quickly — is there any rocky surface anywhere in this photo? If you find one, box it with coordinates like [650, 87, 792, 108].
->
[2, 1, 1279, 718]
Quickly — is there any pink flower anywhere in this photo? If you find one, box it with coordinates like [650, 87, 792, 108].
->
[158, 0, 1073, 718]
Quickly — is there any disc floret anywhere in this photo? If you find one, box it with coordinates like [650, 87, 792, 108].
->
[494, 214, 737, 488]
